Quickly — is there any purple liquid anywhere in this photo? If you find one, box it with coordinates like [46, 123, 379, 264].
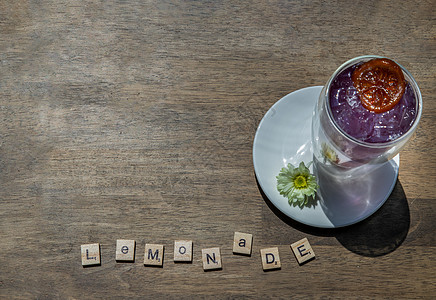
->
[329, 64, 417, 143]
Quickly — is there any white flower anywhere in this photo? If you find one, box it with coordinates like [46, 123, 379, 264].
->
[322, 142, 339, 164]
[276, 162, 318, 207]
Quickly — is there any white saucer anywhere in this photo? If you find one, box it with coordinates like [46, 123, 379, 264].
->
[252, 86, 399, 228]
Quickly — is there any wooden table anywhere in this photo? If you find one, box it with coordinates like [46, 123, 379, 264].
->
[1, 1, 435, 299]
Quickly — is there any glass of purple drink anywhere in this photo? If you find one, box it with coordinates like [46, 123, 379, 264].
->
[312, 55, 422, 171]
[311, 56, 422, 219]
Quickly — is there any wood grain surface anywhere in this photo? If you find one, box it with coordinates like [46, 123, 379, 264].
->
[0, 1, 435, 299]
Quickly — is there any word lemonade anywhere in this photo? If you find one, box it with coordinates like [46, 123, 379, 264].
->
[81, 232, 315, 271]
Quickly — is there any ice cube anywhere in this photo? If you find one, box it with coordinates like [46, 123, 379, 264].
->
[345, 86, 360, 108]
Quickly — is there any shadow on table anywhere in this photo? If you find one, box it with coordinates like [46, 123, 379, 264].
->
[257, 178, 410, 257]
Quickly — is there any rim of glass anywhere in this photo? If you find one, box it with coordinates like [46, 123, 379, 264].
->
[324, 55, 423, 148]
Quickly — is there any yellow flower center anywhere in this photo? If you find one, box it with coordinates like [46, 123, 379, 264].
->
[294, 175, 308, 189]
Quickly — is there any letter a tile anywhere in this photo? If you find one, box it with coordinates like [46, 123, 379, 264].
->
[174, 240, 193, 262]
[201, 247, 222, 271]
[144, 244, 164, 267]
[233, 232, 253, 256]
[116, 239, 136, 262]
[291, 238, 315, 265]
[260, 247, 281, 271]
[81, 243, 101, 266]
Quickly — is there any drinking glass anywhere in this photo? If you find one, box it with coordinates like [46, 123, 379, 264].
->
[311, 55, 422, 207]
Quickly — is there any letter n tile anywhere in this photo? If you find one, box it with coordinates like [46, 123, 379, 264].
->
[201, 247, 222, 271]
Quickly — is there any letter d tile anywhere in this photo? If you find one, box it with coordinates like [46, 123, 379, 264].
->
[260, 247, 281, 271]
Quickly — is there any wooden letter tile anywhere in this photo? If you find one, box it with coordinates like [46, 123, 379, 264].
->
[81, 243, 101, 266]
[174, 240, 193, 262]
[291, 238, 315, 265]
[201, 247, 222, 271]
[260, 247, 281, 271]
[233, 232, 253, 256]
[116, 239, 136, 262]
[144, 244, 164, 267]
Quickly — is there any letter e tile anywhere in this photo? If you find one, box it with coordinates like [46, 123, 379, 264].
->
[291, 238, 315, 265]
[233, 232, 253, 256]
[81, 243, 101, 266]
[144, 244, 164, 267]
[116, 239, 136, 262]
[201, 247, 222, 271]
[260, 247, 281, 271]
